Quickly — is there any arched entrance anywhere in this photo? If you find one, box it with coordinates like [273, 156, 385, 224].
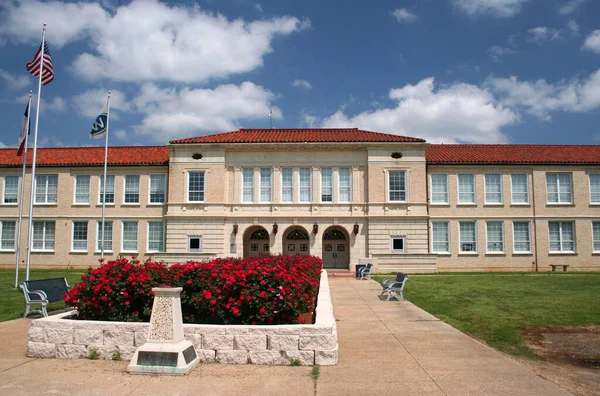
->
[243, 227, 270, 258]
[322, 227, 349, 269]
[283, 227, 310, 256]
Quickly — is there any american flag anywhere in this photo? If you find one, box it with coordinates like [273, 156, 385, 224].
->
[26, 42, 54, 86]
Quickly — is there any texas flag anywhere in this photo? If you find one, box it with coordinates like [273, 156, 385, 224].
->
[17, 102, 30, 156]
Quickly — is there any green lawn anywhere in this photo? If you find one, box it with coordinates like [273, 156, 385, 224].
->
[0, 269, 84, 322]
[373, 273, 600, 358]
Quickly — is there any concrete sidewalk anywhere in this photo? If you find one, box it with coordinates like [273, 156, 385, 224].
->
[0, 278, 570, 395]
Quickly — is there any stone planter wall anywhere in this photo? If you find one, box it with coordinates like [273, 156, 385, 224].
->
[27, 270, 337, 366]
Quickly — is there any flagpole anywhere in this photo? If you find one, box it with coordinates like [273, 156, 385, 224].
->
[100, 91, 111, 262]
[14, 91, 32, 288]
[25, 23, 47, 281]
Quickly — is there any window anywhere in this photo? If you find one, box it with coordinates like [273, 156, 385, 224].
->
[430, 174, 448, 204]
[388, 170, 407, 202]
[486, 221, 504, 253]
[188, 236, 202, 252]
[485, 174, 502, 204]
[593, 222, 600, 252]
[242, 168, 254, 203]
[339, 168, 351, 203]
[549, 221, 575, 253]
[299, 168, 311, 203]
[391, 236, 406, 253]
[148, 221, 165, 252]
[72, 221, 88, 251]
[3, 176, 19, 204]
[458, 174, 475, 204]
[432, 222, 449, 253]
[513, 222, 531, 253]
[35, 175, 58, 204]
[546, 173, 572, 204]
[511, 174, 529, 204]
[590, 174, 600, 204]
[459, 221, 477, 253]
[33, 221, 55, 251]
[122, 221, 138, 252]
[260, 168, 272, 203]
[124, 175, 140, 204]
[188, 171, 205, 202]
[149, 174, 167, 204]
[281, 168, 293, 203]
[74, 175, 90, 204]
[98, 175, 115, 204]
[0, 221, 16, 251]
[96, 221, 113, 252]
[321, 168, 332, 202]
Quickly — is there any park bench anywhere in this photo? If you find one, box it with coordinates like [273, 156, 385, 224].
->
[357, 263, 373, 280]
[20, 277, 70, 318]
[380, 272, 408, 301]
[549, 264, 569, 272]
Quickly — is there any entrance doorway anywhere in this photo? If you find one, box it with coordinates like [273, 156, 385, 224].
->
[243, 227, 270, 258]
[283, 227, 310, 256]
[322, 227, 349, 269]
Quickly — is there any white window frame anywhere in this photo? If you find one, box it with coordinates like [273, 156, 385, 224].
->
[592, 222, 600, 253]
[459, 221, 477, 254]
[320, 168, 333, 203]
[259, 168, 272, 203]
[457, 173, 476, 205]
[510, 173, 529, 205]
[546, 173, 573, 204]
[281, 168, 293, 203]
[149, 174, 167, 205]
[299, 168, 312, 203]
[188, 236, 203, 253]
[431, 221, 450, 254]
[123, 175, 140, 205]
[338, 168, 351, 203]
[98, 175, 115, 205]
[147, 221, 165, 253]
[512, 221, 532, 254]
[0, 220, 16, 251]
[34, 175, 58, 205]
[484, 173, 503, 205]
[121, 221, 139, 253]
[3, 175, 19, 205]
[589, 174, 600, 204]
[387, 169, 408, 203]
[242, 168, 254, 203]
[73, 175, 91, 205]
[71, 221, 88, 252]
[391, 236, 406, 253]
[32, 221, 55, 252]
[430, 173, 448, 204]
[187, 170, 206, 203]
[96, 221, 113, 253]
[485, 221, 504, 254]
[548, 221, 576, 253]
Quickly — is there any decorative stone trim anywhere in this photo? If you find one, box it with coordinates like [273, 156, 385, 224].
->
[27, 270, 338, 365]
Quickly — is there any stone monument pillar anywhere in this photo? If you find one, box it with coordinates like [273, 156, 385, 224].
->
[128, 287, 199, 375]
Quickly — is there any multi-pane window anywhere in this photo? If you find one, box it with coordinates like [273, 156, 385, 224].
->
[3, 176, 19, 204]
[485, 174, 502, 204]
[33, 221, 55, 251]
[99, 175, 115, 204]
[432, 222, 449, 253]
[148, 221, 165, 252]
[511, 174, 529, 204]
[72, 221, 88, 251]
[486, 221, 504, 253]
[388, 170, 407, 202]
[299, 168, 311, 203]
[590, 174, 600, 204]
[122, 221, 138, 252]
[513, 222, 531, 253]
[321, 168, 333, 202]
[549, 221, 575, 252]
[188, 171, 205, 202]
[0, 221, 16, 251]
[281, 168, 293, 203]
[149, 174, 167, 204]
[430, 174, 448, 204]
[260, 168, 272, 203]
[459, 221, 477, 253]
[593, 222, 600, 252]
[124, 175, 140, 204]
[458, 174, 475, 204]
[242, 168, 254, 203]
[546, 173, 572, 204]
[339, 168, 351, 203]
[96, 221, 113, 252]
[35, 175, 58, 204]
[74, 175, 90, 204]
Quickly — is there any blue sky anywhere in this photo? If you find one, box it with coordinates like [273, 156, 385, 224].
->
[0, 0, 599, 148]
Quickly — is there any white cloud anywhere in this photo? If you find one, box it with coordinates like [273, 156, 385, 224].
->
[16, 93, 67, 114]
[255, 3, 264, 12]
[0, 141, 6, 148]
[0, 69, 31, 91]
[567, 20, 580, 34]
[453, 0, 529, 17]
[321, 77, 518, 144]
[392, 8, 418, 23]
[292, 79, 313, 91]
[72, 89, 131, 118]
[487, 45, 516, 61]
[527, 26, 563, 42]
[559, 0, 587, 15]
[582, 30, 600, 54]
[300, 110, 317, 127]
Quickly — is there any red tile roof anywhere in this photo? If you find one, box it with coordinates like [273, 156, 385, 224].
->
[170, 129, 426, 144]
[0, 146, 170, 168]
[426, 144, 600, 165]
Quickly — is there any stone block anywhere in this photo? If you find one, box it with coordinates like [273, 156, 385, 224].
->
[282, 350, 315, 366]
[203, 335, 233, 350]
[299, 335, 337, 351]
[184, 325, 226, 335]
[28, 326, 45, 342]
[103, 331, 134, 347]
[272, 327, 301, 335]
[186, 334, 202, 349]
[268, 335, 299, 350]
[74, 330, 103, 345]
[45, 329, 73, 344]
[32, 320, 73, 331]
[134, 331, 147, 346]
[225, 326, 268, 335]
[315, 348, 338, 366]
[234, 335, 267, 351]
[27, 342, 56, 358]
[248, 351, 287, 365]
[117, 345, 138, 360]
[216, 350, 248, 364]
[88, 345, 117, 360]
[196, 349, 216, 363]
[299, 326, 332, 336]
[57, 344, 87, 359]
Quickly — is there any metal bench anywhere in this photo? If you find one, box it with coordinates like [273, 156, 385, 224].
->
[357, 263, 373, 280]
[381, 272, 408, 301]
[549, 264, 569, 272]
[20, 277, 70, 318]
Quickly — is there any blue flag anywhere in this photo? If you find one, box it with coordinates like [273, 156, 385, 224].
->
[90, 101, 108, 139]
